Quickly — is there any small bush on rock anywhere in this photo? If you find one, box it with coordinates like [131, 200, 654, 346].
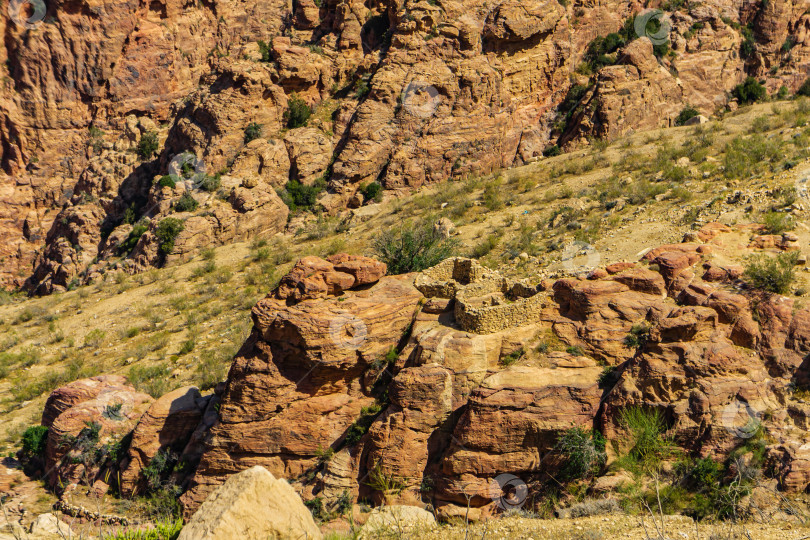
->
[244, 122, 262, 143]
[137, 131, 159, 160]
[557, 427, 606, 480]
[157, 175, 176, 189]
[360, 181, 383, 203]
[174, 192, 199, 213]
[372, 222, 458, 274]
[155, 218, 184, 257]
[285, 93, 312, 129]
[743, 251, 798, 294]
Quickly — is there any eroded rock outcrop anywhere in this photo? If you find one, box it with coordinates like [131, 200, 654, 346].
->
[180, 255, 421, 513]
[5, 0, 807, 290]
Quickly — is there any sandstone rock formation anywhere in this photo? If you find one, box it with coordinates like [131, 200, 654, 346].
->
[118, 386, 207, 497]
[177, 466, 322, 540]
[44, 383, 154, 489]
[25, 226, 810, 524]
[3, 0, 808, 290]
[180, 255, 420, 512]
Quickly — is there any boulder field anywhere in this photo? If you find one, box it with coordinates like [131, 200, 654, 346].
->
[27, 229, 810, 522]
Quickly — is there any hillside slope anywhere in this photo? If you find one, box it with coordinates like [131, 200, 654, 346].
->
[2, 0, 810, 293]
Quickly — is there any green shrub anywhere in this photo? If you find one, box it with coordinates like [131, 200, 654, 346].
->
[84, 329, 106, 348]
[257, 40, 272, 62]
[284, 93, 312, 129]
[157, 175, 176, 189]
[743, 251, 799, 294]
[137, 131, 159, 160]
[557, 427, 606, 480]
[471, 234, 500, 259]
[128, 364, 172, 398]
[345, 403, 383, 446]
[762, 211, 795, 234]
[174, 192, 199, 212]
[371, 222, 458, 274]
[304, 497, 326, 520]
[281, 178, 325, 211]
[360, 181, 383, 202]
[500, 348, 524, 366]
[598, 366, 619, 389]
[740, 25, 755, 59]
[732, 77, 767, 104]
[722, 134, 779, 179]
[797, 78, 810, 97]
[20, 425, 48, 459]
[119, 222, 148, 254]
[623, 323, 650, 349]
[155, 218, 184, 256]
[675, 106, 699, 126]
[619, 406, 671, 469]
[244, 122, 262, 143]
[198, 174, 221, 192]
[543, 144, 562, 157]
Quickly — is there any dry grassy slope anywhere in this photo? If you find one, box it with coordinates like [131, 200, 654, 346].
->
[0, 99, 809, 458]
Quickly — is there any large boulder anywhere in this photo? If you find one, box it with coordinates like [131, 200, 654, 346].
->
[177, 466, 322, 540]
[44, 383, 154, 489]
[41, 375, 133, 428]
[118, 386, 206, 497]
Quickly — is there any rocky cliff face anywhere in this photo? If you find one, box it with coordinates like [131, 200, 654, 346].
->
[27, 224, 810, 522]
[2, 0, 810, 291]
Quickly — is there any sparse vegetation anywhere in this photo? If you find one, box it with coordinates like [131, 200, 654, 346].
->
[284, 93, 312, 128]
[137, 131, 159, 160]
[244, 122, 262, 143]
[174, 192, 199, 212]
[155, 218, 185, 257]
[557, 427, 606, 480]
[743, 251, 799, 294]
[371, 222, 458, 274]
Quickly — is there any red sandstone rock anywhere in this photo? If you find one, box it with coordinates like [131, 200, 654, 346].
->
[119, 386, 205, 497]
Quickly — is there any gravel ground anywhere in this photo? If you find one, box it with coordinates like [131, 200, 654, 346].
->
[412, 514, 810, 540]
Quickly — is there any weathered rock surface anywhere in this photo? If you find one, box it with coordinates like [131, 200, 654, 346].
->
[4, 0, 807, 290]
[180, 262, 422, 514]
[44, 386, 154, 489]
[118, 386, 206, 497]
[177, 465, 322, 540]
